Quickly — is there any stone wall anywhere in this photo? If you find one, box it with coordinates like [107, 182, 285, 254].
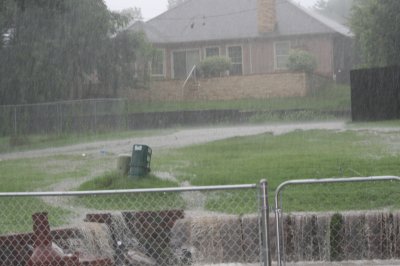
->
[125, 72, 312, 102]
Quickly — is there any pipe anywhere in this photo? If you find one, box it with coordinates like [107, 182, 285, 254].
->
[260, 179, 272, 266]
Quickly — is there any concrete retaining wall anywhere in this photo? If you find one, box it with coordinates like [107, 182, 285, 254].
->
[125, 72, 321, 102]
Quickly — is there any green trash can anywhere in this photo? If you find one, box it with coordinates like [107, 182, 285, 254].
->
[129, 144, 152, 178]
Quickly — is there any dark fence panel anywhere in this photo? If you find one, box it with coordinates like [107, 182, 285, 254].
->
[0, 99, 128, 136]
[350, 66, 400, 121]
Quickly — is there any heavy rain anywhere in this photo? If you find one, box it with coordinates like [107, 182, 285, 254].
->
[1, 0, 400, 265]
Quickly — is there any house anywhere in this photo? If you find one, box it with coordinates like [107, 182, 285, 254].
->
[130, 0, 353, 84]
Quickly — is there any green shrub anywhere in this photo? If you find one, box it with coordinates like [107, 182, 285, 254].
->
[198, 56, 232, 78]
[287, 50, 317, 73]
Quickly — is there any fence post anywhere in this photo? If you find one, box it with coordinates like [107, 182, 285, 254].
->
[94, 100, 97, 133]
[13, 106, 17, 135]
[260, 179, 272, 266]
[57, 103, 62, 135]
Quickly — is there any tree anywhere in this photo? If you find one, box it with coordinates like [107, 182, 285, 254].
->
[97, 31, 154, 95]
[167, 0, 187, 9]
[120, 7, 143, 23]
[350, 0, 400, 67]
[314, 0, 354, 24]
[0, 0, 152, 104]
[0, 0, 18, 49]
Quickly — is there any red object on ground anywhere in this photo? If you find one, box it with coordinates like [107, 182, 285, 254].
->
[27, 212, 80, 266]
[27, 212, 114, 266]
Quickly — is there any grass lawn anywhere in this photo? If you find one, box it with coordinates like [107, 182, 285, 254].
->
[153, 129, 400, 212]
[0, 154, 109, 233]
[0, 84, 349, 154]
[0, 198, 71, 234]
[69, 127, 400, 214]
[79, 171, 179, 191]
[127, 84, 350, 113]
[0, 129, 175, 154]
[76, 172, 184, 211]
[1, 123, 400, 228]
[155, 130, 397, 186]
[0, 154, 109, 192]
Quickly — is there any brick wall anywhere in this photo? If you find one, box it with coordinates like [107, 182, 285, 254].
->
[125, 72, 310, 102]
[258, 0, 276, 33]
[250, 35, 335, 77]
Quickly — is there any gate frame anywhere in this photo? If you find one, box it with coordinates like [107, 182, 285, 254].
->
[274, 175, 400, 266]
[0, 182, 272, 266]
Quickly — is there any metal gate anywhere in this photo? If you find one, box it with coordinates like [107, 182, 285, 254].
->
[274, 176, 400, 266]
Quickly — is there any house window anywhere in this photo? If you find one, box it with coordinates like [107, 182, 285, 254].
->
[205, 47, 220, 58]
[151, 49, 165, 77]
[172, 50, 200, 79]
[274, 41, 291, 70]
[227, 46, 242, 75]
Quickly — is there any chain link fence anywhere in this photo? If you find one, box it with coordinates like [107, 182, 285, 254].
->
[274, 176, 400, 266]
[0, 98, 127, 136]
[6, 176, 400, 266]
[0, 183, 270, 266]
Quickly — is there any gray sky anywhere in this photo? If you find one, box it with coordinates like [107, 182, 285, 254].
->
[104, 0, 319, 21]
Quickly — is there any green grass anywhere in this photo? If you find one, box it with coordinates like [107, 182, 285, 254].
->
[349, 119, 400, 128]
[247, 110, 339, 122]
[127, 84, 350, 113]
[0, 129, 174, 154]
[76, 171, 185, 211]
[0, 154, 105, 192]
[155, 130, 392, 186]
[0, 154, 109, 233]
[0, 84, 349, 153]
[2, 119, 400, 222]
[204, 189, 259, 214]
[0, 198, 70, 234]
[281, 181, 400, 212]
[70, 127, 399, 214]
[78, 171, 179, 190]
[153, 129, 400, 212]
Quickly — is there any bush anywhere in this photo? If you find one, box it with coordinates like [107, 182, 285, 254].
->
[287, 50, 317, 73]
[198, 56, 232, 78]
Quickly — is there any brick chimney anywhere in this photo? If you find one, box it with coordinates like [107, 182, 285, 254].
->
[258, 0, 276, 33]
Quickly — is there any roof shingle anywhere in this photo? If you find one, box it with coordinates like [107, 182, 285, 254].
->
[129, 0, 352, 44]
